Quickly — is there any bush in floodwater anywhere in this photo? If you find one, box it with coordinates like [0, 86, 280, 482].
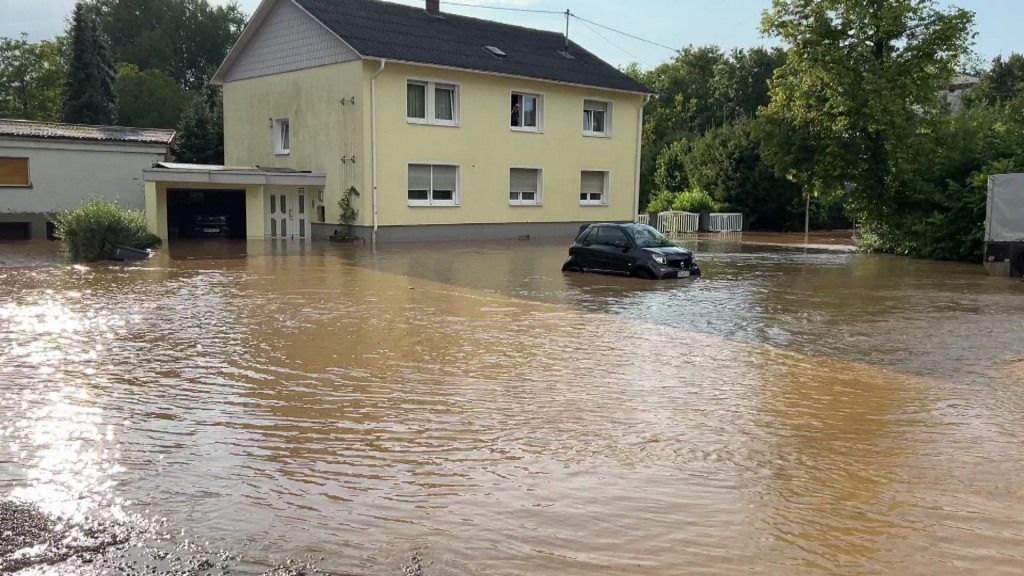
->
[54, 197, 161, 262]
[671, 188, 726, 213]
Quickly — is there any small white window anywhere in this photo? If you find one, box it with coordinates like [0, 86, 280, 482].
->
[580, 170, 609, 205]
[583, 99, 611, 136]
[408, 164, 459, 206]
[407, 80, 459, 126]
[509, 168, 541, 205]
[274, 118, 290, 155]
[511, 92, 543, 131]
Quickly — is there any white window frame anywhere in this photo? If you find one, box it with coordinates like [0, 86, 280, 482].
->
[407, 163, 461, 207]
[508, 166, 543, 206]
[579, 170, 610, 206]
[406, 78, 461, 127]
[583, 98, 613, 137]
[273, 118, 290, 155]
[511, 90, 544, 132]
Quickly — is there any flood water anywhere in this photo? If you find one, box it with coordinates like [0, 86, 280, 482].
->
[2, 237, 1024, 575]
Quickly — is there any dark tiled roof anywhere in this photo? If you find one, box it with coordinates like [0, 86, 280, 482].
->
[293, 0, 653, 94]
[0, 119, 175, 145]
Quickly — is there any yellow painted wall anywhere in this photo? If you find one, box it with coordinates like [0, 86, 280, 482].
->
[364, 61, 644, 227]
[223, 61, 364, 226]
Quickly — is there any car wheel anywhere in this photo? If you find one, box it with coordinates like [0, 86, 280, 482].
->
[562, 264, 583, 273]
[633, 268, 654, 280]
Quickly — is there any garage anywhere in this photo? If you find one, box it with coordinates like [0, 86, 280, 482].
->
[166, 188, 247, 239]
[143, 163, 328, 243]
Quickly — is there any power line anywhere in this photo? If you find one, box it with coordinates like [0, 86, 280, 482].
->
[433, 1, 679, 59]
[575, 17, 647, 67]
[439, 1, 565, 15]
[570, 14, 679, 54]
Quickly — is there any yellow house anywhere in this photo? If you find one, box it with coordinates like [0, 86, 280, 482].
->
[146, 0, 653, 242]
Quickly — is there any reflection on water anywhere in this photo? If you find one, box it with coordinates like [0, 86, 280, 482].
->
[2, 237, 1024, 575]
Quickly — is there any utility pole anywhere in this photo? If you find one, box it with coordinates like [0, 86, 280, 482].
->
[564, 9, 570, 54]
[804, 192, 810, 245]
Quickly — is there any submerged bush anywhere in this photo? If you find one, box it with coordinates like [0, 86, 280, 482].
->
[645, 190, 676, 213]
[54, 197, 161, 262]
[671, 188, 725, 213]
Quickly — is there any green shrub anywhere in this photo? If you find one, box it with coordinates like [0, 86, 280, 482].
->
[646, 190, 676, 213]
[671, 188, 726, 213]
[54, 197, 161, 262]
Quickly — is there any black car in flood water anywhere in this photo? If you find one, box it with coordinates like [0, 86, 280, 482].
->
[562, 223, 701, 279]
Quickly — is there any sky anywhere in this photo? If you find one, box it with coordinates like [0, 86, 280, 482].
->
[1, 0, 1022, 70]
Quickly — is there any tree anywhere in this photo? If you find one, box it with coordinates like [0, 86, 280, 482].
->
[0, 35, 66, 121]
[972, 53, 1024, 106]
[711, 47, 788, 124]
[116, 64, 184, 128]
[631, 45, 787, 210]
[759, 0, 975, 228]
[92, 0, 246, 90]
[173, 87, 224, 164]
[62, 2, 118, 124]
[654, 138, 692, 193]
[686, 119, 803, 229]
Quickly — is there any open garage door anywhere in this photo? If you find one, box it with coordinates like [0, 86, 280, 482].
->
[166, 189, 247, 240]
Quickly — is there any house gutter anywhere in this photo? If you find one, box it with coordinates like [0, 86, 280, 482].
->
[634, 94, 653, 221]
[371, 58, 386, 244]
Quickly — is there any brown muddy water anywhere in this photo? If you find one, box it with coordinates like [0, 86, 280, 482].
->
[2, 237, 1024, 575]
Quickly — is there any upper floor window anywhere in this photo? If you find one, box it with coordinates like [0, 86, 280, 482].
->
[407, 80, 460, 126]
[580, 170, 609, 205]
[509, 168, 542, 205]
[511, 91, 543, 131]
[408, 163, 459, 206]
[0, 157, 30, 186]
[583, 99, 611, 136]
[274, 118, 290, 155]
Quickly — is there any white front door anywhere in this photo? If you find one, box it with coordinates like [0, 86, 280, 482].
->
[267, 190, 310, 240]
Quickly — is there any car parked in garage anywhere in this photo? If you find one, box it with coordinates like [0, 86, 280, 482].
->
[191, 214, 230, 236]
[562, 223, 701, 279]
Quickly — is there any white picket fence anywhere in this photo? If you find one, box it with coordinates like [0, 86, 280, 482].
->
[635, 213, 650, 225]
[657, 211, 700, 234]
[708, 213, 743, 232]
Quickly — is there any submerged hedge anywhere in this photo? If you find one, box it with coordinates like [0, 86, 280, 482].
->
[54, 198, 161, 262]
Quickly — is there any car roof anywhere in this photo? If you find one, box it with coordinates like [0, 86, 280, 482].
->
[579, 222, 640, 231]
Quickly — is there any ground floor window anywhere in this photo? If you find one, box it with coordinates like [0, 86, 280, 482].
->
[408, 164, 459, 206]
[0, 157, 30, 186]
[580, 170, 609, 205]
[509, 168, 541, 205]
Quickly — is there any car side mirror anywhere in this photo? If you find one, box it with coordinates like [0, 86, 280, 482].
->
[613, 240, 628, 250]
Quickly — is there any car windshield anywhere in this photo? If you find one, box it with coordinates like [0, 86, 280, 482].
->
[629, 225, 675, 248]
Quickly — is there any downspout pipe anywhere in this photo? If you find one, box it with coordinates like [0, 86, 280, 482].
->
[371, 59, 386, 245]
[634, 93, 653, 222]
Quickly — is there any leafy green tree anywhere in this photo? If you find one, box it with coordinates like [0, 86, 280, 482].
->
[173, 87, 224, 164]
[861, 102, 1024, 259]
[0, 35, 66, 121]
[759, 0, 975, 227]
[711, 47, 787, 124]
[62, 2, 118, 124]
[91, 0, 246, 90]
[632, 45, 787, 209]
[116, 64, 184, 127]
[972, 53, 1024, 106]
[654, 138, 691, 193]
[686, 119, 803, 229]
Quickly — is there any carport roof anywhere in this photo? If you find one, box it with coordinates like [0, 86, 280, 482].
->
[144, 162, 327, 186]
